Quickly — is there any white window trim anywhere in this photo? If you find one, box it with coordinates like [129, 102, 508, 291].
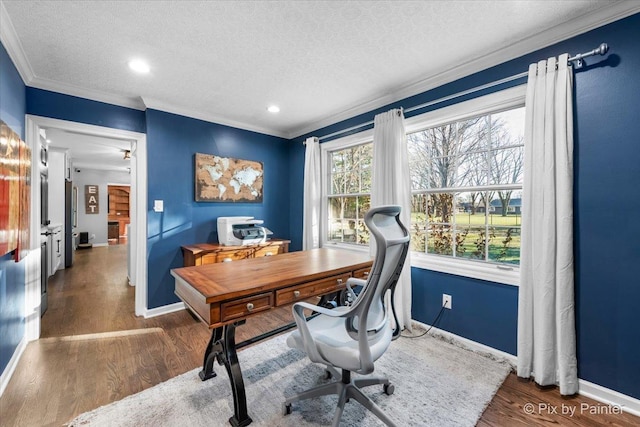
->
[323, 240, 371, 254]
[406, 85, 525, 286]
[412, 252, 520, 285]
[319, 85, 526, 287]
[404, 85, 526, 133]
[320, 129, 374, 250]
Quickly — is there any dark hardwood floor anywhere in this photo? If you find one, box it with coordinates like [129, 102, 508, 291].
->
[0, 244, 637, 426]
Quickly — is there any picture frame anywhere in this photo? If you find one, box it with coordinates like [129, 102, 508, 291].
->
[194, 153, 263, 203]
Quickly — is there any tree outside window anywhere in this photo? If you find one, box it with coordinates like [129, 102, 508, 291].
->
[328, 144, 372, 245]
[408, 107, 525, 265]
[324, 105, 524, 267]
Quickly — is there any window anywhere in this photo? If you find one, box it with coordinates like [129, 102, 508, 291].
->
[408, 107, 525, 266]
[326, 143, 372, 245]
[321, 86, 526, 284]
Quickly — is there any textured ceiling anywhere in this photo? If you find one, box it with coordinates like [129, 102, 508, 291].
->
[1, 1, 637, 140]
[43, 128, 132, 173]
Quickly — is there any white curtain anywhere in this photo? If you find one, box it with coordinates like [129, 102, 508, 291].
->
[517, 53, 578, 395]
[302, 137, 321, 250]
[371, 109, 412, 331]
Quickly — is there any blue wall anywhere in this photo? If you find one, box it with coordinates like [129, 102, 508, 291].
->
[145, 109, 291, 308]
[26, 87, 146, 134]
[2, 12, 639, 402]
[570, 15, 640, 400]
[0, 42, 27, 375]
[290, 14, 640, 400]
[0, 45, 25, 137]
[21, 89, 293, 312]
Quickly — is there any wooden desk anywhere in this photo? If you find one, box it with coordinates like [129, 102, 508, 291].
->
[171, 248, 373, 426]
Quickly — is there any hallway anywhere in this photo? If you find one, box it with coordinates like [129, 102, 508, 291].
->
[1, 245, 210, 426]
[43, 243, 138, 337]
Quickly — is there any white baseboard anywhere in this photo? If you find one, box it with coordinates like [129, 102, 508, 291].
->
[411, 320, 640, 417]
[143, 301, 185, 319]
[579, 378, 640, 417]
[411, 320, 518, 366]
[0, 337, 27, 397]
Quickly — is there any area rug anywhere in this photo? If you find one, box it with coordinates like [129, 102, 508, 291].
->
[67, 330, 512, 426]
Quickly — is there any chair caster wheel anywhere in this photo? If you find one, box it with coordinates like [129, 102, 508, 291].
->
[384, 383, 395, 395]
[324, 369, 332, 380]
[283, 403, 292, 415]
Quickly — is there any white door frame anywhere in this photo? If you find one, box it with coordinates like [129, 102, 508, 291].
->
[25, 115, 148, 340]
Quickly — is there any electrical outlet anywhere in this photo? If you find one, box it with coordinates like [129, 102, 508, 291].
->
[442, 294, 452, 309]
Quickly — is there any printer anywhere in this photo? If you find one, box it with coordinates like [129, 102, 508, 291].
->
[217, 216, 273, 246]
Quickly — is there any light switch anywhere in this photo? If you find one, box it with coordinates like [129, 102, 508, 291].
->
[153, 200, 164, 212]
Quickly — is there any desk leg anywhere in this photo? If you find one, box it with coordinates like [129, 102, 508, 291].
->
[198, 322, 252, 426]
[199, 327, 223, 381]
[221, 321, 252, 427]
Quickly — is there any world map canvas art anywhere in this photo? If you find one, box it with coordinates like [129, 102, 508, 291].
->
[195, 153, 263, 202]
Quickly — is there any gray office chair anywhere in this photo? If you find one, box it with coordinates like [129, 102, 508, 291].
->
[283, 205, 410, 426]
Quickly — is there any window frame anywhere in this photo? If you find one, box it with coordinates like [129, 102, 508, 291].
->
[406, 85, 526, 286]
[320, 129, 374, 254]
[319, 85, 526, 285]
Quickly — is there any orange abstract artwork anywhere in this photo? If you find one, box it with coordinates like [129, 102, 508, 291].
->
[15, 135, 31, 261]
[1, 120, 31, 260]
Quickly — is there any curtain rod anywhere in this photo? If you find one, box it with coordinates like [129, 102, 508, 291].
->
[315, 43, 609, 142]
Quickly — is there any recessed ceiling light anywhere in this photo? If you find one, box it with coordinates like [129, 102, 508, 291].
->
[267, 105, 280, 113]
[128, 59, 150, 74]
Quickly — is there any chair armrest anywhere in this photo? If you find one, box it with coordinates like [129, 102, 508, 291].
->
[293, 301, 350, 319]
[346, 277, 367, 288]
[291, 301, 353, 365]
[345, 277, 367, 306]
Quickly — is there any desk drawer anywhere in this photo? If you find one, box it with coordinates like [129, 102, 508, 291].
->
[221, 292, 273, 322]
[216, 250, 251, 263]
[276, 273, 350, 306]
[254, 246, 284, 258]
[200, 253, 218, 265]
[353, 267, 371, 279]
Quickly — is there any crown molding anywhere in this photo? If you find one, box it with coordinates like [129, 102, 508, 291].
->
[141, 96, 290, 139]
[1, 1, 146, 111]
[4, 1, 639, 140]
[0, 0, 34, 84]
[290, 1, 640, 139]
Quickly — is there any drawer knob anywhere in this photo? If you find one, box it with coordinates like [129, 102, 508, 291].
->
[246, 303, 254, 311]
[364, 271, 369, 276]
[293, 290, 301, 298]
[337, 278, 343, 286]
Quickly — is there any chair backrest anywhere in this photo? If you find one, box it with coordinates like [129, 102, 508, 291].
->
[346, 205, 409, 371]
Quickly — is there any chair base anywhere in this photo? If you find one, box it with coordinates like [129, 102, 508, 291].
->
[283, 368, 396, 427]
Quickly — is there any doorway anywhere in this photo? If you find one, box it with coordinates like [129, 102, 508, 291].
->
[25, 115, 148, 340]
[107, 184, 131, 245]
